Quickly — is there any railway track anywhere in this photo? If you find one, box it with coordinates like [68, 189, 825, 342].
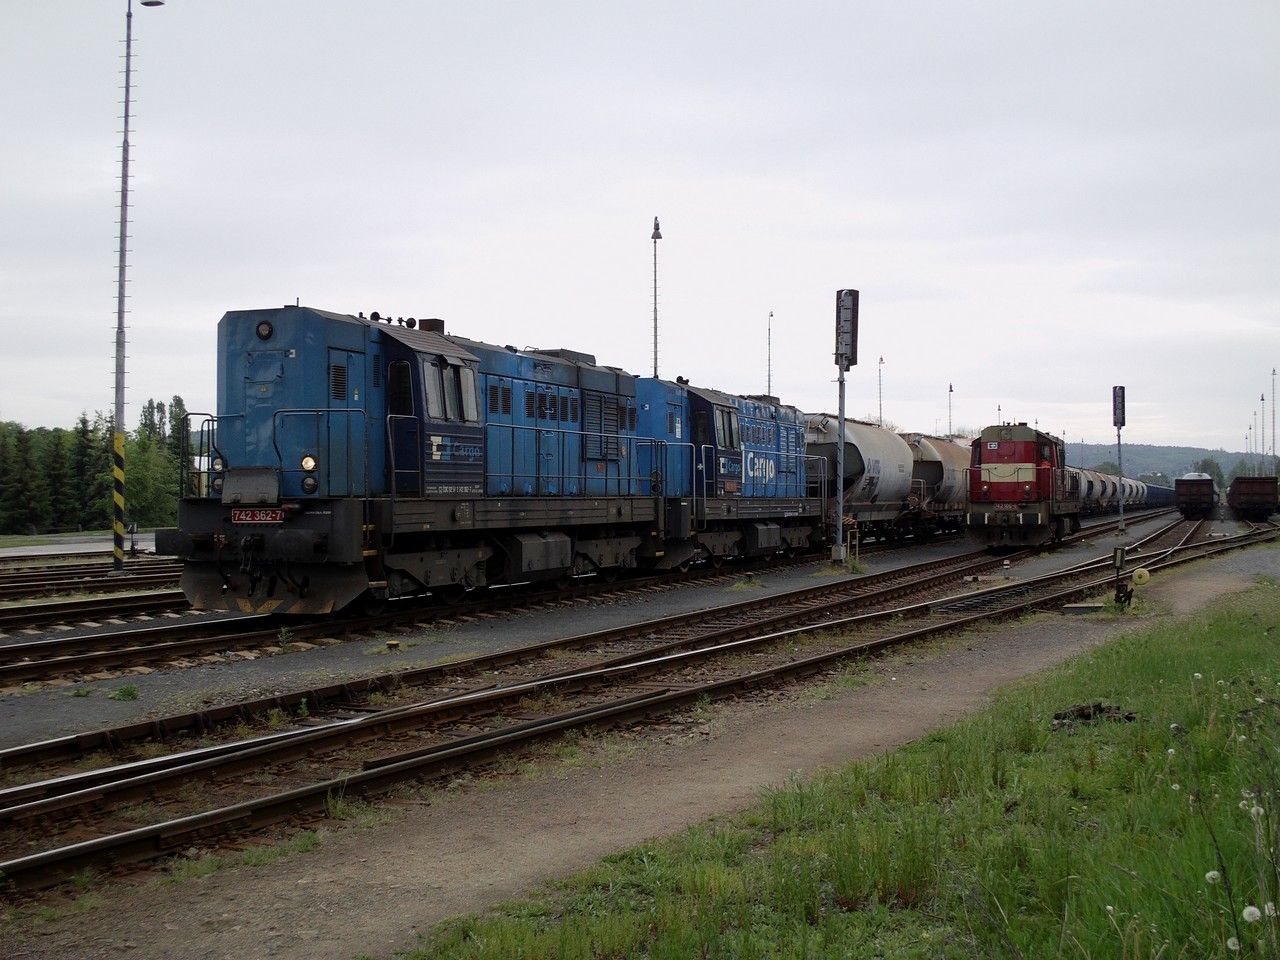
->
[0, 537, 967, 685]
[2, 510, 1261, 891]
[0, 559, 182, 602]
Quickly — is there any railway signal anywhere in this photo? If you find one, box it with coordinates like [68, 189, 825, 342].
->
[1113, 386, 1126, 533]
[833, 290, 859, 563]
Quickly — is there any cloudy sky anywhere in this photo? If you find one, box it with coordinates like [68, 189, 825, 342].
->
[2, 1, 1277, 455]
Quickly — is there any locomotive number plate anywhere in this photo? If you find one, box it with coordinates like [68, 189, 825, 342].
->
[992, 503, 1018, 511]
[230, 508, 284, 523]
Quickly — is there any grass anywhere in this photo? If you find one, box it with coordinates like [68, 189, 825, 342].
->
[403, 582, 1280, 959]
[163, 831, 323, 883]
[107, 685, 139, 702]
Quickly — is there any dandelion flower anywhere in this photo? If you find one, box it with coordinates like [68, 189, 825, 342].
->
[1206, 870, 1222, 884]
[1170, 723, 1182, 733]
[1106, 905, 1115, 914]
[1243, 906, 1262, 923]
[1218, 679, 1225, 686]
[1194, 672, 1203, 679]
[1252, 805, 1265, 819]
[1239, 735, 1248, 742]
[1167, 748, 1176, 756]
[1228, 936, 1240, 951]
[1171, 783, 1181, 791]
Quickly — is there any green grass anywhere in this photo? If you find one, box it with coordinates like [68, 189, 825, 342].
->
[404, 583, 1280, 959]
[162, 830, 322, 883]
[107, 685, 139, 702]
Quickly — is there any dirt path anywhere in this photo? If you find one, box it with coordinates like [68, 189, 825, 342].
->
[3, 553, 1272, 960]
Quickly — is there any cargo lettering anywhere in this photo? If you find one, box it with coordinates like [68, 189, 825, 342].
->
[743, 451, 777, 482]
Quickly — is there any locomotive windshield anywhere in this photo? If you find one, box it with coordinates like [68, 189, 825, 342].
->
[422, 360, 480, 423]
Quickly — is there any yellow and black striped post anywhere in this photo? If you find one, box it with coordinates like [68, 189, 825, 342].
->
[112, 430, 126, 571]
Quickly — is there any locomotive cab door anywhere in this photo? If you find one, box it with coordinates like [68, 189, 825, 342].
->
[327, 348, 366, 496]
[387, 359, 421, 496]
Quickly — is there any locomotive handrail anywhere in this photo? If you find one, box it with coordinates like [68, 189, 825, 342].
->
[272, 408, 370, 497]
[385, 414, 422, 500]
[177, 412, 232, 499]
[481, 421, 660, 498]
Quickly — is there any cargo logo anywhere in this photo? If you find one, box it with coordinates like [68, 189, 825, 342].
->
[428, 436, 483, 462]
[743, 451, 777, 482]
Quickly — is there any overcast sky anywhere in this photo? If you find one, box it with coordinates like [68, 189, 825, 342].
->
[2, 1, 1277, 455]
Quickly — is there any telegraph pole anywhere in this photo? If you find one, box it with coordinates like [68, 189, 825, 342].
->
[947, 382, 953, 437]
[113, 0, 167, 573]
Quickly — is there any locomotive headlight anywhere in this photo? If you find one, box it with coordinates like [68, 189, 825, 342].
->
[301, 476, 318, 493]
[211, 477, 223, 493]
[256, 320, 273, 341]
[211, 457, 224, 473]
[301, 454, 317, 472]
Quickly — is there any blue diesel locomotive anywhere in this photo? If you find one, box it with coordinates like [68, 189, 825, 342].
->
[157, 306, 827, 614]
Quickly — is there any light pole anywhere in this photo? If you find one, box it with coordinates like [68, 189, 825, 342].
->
[1263, 393, 1267, 477]
[766, 311, 773, 397]
[1273, 368, 1277, 475]
[877, 356, 884, 426]
[650, 217, 661, 379]
[947, 382, 953, 437]
[114, 0, 166, 573]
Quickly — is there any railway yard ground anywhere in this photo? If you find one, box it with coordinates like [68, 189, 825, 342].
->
[1, 515, 1277, 959]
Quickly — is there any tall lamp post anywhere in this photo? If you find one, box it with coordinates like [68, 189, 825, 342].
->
[877, 356, 884, 426]
[650, 217, 661, 378]
[947, 382, 953, 437]
[114, 0, 165, 573]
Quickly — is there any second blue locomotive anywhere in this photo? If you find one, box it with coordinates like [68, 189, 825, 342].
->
[158, 306, 827, 613]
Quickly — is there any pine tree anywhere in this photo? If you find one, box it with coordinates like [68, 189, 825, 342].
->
[44, 428, 78, 530]
[166, 395, 189, 460]
[0, 424, 17, 533]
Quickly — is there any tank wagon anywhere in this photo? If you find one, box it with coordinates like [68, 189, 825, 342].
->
[803, 417, 968, 540]
[1174, 473, 1219, 520]
[967, 423, 1173, 547]
[157, 306, 826, 614]
[1226, 475, 1278, 521]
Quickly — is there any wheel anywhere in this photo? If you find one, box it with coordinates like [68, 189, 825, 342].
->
[354, 590, 387, 617]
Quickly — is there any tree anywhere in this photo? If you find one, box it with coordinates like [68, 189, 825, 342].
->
[139, 399, 162, 441]
[85, 412, 116, 530]
[3, 427, 44, 533]
[166, 394, 189, 461]
[1091, 461, 1121, 476]
[123, 433, 178, 526]
[1138, 472, 1171, 487]
[0, 424, 17, 533]
[42, 428, 77, 531]
[1190, 457, 1225, 489]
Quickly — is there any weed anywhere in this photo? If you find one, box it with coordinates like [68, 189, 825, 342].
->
[264, 707, 288, 729]
[277, 625, 293, 645]
[108, 685, 139, 702]
[296, 697, 310, 719]
[69, 686, 93, 698]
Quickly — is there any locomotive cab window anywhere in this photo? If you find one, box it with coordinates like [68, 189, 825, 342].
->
[714, 408, 740, 450]
[421, 360, 480, 423]
[388, 360, 414, 417]
[423, 362, 445, 419]
[693, 411, 711, 447]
